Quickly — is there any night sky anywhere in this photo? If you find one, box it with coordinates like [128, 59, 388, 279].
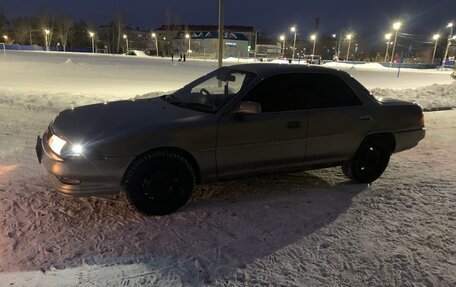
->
[1, 0, 455, 42]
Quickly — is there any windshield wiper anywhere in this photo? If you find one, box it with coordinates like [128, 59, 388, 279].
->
[162, 94, 181, 104]
[183, 103, 217, 112]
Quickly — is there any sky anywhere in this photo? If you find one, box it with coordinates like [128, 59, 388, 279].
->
[1, 0, 455, 43]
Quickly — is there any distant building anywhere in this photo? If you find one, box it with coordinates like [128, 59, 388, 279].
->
[255, 39, 282, 58]
[153, 24, 254, 58]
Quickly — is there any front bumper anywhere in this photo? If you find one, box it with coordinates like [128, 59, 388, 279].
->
[37, 134, 132, 197]
[393, 128, 426, 153]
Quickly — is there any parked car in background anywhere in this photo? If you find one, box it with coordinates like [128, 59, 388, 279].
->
[36, 64, 425, 215]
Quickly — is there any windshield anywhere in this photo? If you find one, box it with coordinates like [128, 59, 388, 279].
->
[163, 68, 256, 113]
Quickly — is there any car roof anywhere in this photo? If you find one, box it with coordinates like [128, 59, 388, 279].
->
[227, 63, 348, 77]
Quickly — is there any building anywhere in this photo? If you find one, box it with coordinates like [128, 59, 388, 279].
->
[255, 39, 282, 58]
[153, 25, 254, 57]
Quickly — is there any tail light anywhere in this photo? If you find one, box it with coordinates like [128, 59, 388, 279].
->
[419, 112, 425, 127]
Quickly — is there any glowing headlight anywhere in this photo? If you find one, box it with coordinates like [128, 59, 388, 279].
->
[48, 134, 84, 157]
[71, 144, 84, 156]
[48, 134, 67, 155]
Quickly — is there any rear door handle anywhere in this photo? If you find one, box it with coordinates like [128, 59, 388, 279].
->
[287, 121, 300, 128]
[359, 115, 372, 121]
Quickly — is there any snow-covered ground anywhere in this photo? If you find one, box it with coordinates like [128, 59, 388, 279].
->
[0, 51, 455, 286]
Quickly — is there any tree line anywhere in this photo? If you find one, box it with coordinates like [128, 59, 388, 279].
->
[0, 6, 129, 53]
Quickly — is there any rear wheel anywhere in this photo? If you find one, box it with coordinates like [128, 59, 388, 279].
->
[342, 137, 392, 183]
[122, 151, 196, 215]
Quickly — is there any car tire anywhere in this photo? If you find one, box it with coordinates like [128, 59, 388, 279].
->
[122, 151, 196, 216]
[343, 137, 392, 184]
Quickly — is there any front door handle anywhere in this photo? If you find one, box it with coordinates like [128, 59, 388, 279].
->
[287, 121, 300, 128]
[359, 115, 372, 121]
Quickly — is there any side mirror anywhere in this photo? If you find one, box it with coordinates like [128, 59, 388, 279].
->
[231, 101, 262, 114]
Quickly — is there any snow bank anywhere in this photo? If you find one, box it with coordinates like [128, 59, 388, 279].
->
[372, 81, 456, 110]
[1, 50, 456, 286]
[323, 62, 393, 70]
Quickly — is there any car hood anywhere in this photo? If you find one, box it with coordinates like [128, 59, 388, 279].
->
[51, 97, 204, 143]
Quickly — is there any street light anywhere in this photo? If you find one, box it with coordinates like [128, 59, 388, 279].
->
[331, 34, 337, 59]
[123, 34, 129, 53]
[218, 0, 224, 68]
[310, 34, 317, 63]
[254, 30, 261, 60]
[442, 22, 454, 70]
[279, 34, 285, 58]
[384, 33, 392, 62]
[389, 21, 401, 67]
[152, 33, 158, 56]
[2, 35, 7, 41]
[290, 26, 297, 62]
[185, 33, 191, 54]
[89, 32, 95, 53]
[44, 29, 50, 51]
[432, 34, 440, 64]
[345, 34, 352, 61]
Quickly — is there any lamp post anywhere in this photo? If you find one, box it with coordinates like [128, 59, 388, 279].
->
[2, 35, 7, 42]
[89, 32, 95, 53]
[310, 34, 317, 63]
[290, 26, 297, 62]
[185, 33, 191, 54]
[389, 21, 401, 67]
[332, 33, 337, 59]
[432, 34, 440, 64]
[384, 33, 392, 62]
[254, 30, 261, 60]
[345, 34, 352, 61]
[442, 22, 454, 69]
[152, 33, 159, 56]
[44, 29, 50, 51]
[279, 34, 285, 58]
[123, 34, 129, 53]
[218, 0, 224, 68]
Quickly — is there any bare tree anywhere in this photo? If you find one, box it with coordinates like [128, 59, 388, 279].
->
[38, 10, 56, 47]
[163, 9, 181, 56]
[113, 11, 123, 53]
[55, 13, 73, 51]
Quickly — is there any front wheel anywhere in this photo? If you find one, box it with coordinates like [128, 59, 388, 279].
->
[342, 137, 392, 184]
[122, 151, 196, 216]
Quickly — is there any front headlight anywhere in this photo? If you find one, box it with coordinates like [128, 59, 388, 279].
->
[48, 134, 84, 157]
[48, 134, 67, 156]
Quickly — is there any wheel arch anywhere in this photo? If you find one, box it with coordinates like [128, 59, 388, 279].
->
[121, 146, 202, 186]
[359, 132, 396, 153]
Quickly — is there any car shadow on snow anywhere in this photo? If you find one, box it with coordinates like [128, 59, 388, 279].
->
[4, 167, 368, 284]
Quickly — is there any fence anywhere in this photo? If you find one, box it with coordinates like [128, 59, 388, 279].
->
[2, 44, 95, 53]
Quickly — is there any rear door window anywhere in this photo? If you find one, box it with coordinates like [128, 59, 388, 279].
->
[242, 73, 362, 113]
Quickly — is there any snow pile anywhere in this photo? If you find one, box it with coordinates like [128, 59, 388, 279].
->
[323, 62, 388, 70]
[372, 81, 456, 110]
[62, 58, 73, 65]
[1, 50, 456, 285]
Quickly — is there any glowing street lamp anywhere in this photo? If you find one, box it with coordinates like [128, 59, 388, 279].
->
[389, 21, 401, 67]
[432, 34, 440, 64]
[345, 34, 352, 61]
[88, 32, 95, 53]
[331, 34, 337, 59]
[310, 34, 317, 63]
[279, 34, 285, 58]
[384, 33, 392, 62]
[123, 34, 129, 53]
[151, 33, 159, 56]
[2, 35, 7, 41]
[290, 26, 297, 62]
[44, 29, 50, 51]
[185, 33, 191, 54]
[442, 22, 454, 69]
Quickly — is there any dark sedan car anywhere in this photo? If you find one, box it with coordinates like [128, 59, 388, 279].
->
[36, 64, 425, 215]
